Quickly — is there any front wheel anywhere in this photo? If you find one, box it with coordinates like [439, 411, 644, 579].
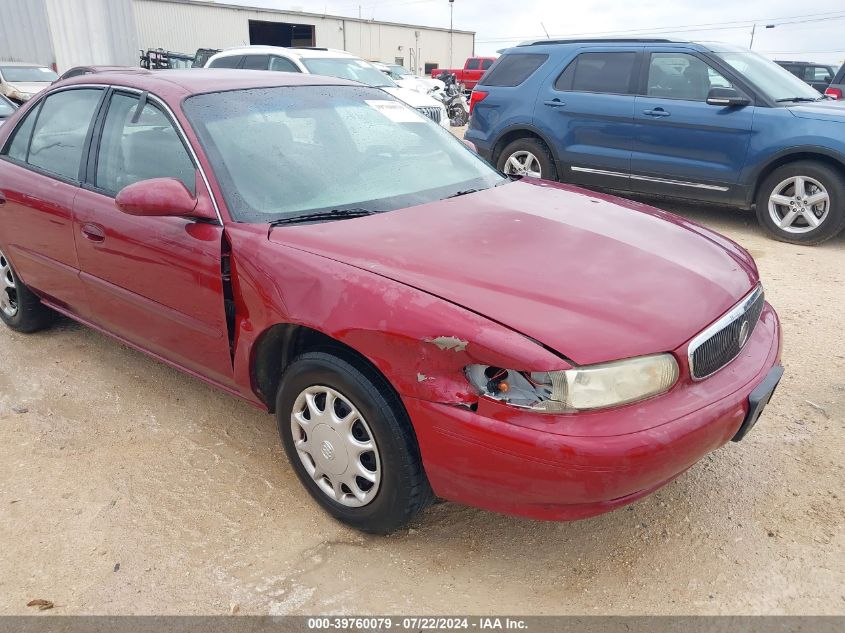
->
[497, 138, 557, 181]
[755, 161, 845, 245]
[275, 351, 433, 534]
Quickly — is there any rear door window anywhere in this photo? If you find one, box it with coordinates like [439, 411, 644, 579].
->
[208, 55, 242, 69]
[14, 88, 103, 180]
[480, 54, 548, 87]
[481, 59, 494, 70]
[466, 59, 481, 70]
[555, 52, 637, 94]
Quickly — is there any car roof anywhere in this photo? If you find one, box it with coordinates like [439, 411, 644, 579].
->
[211, 46, 357, 60]
[55, 69, 362, 99]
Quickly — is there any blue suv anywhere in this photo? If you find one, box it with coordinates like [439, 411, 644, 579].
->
[466, 39, 845, 245]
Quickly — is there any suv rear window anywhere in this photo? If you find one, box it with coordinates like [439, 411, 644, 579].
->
[480, 54, 548, 87]
[555, 52, 637, 94]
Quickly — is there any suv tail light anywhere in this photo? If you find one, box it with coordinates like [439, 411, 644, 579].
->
[469, 90, 488, 114]
[825, 87, 842, 100]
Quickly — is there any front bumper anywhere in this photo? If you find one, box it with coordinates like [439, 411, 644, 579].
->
[405, 303, 782, 521]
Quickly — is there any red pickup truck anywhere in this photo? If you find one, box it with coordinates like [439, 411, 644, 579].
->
[431, 56, 496, 90]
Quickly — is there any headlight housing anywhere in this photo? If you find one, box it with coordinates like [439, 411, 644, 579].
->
[466, 354, 679, 413]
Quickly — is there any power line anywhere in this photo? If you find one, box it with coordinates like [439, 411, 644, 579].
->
[475, 10, 845, 43]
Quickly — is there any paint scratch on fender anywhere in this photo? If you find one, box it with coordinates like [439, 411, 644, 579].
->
[424, 336, 468, 352]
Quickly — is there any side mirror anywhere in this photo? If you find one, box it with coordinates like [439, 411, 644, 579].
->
[706, 87, 751, 107]
[115, 176, 214, 220]
[462, 139, 477, 153]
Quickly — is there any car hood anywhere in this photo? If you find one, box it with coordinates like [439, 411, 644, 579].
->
[789, 100, 845, 122]
[268, 180, 758, 365]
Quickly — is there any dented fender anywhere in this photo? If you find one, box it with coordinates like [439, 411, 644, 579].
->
[224, 224, 569, 407]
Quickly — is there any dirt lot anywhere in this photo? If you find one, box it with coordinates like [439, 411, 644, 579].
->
[1, 171, 843, 615]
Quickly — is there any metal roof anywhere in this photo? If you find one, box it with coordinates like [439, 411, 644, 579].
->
[139, 0, 476, 36]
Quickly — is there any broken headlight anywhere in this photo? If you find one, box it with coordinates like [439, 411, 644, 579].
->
[465, 354, 679, 413]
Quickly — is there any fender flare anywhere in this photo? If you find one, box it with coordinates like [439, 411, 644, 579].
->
[745, 145, 845, 205]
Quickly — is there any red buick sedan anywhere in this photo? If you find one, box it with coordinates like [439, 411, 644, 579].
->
[0, 70, 782, 533]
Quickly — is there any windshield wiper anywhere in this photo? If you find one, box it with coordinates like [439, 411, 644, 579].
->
[444, 188, 482, 199]
[268, 208, 375, 227]
[775, 97, 822, 103]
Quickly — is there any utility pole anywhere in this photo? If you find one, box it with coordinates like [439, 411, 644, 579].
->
[749, 23, 775, 49]
[449, 0, 454, 68]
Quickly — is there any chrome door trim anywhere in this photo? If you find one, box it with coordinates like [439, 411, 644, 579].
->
[571, 166, 730, 192]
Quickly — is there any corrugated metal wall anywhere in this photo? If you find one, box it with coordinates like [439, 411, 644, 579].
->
[0, 0, 138, 71]
[0, 0, 55, 66]
[132, 0, 474, 73]
[45, 0, 139, 71]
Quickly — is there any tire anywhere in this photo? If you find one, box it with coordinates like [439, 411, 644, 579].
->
[755, 160, 845, 245]
[497, 137, 558, 181]
[0, 248, 54, 334]
[275, 351, 433, 534]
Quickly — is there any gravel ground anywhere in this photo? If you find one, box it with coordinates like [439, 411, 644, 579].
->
[0, 143, 843, 614]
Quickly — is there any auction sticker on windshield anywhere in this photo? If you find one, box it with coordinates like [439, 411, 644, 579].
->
[365, 100, 422, 123]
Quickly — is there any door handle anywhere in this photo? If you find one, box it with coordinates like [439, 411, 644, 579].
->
[643, 108, 671, 118]
[81, 223, 106, 243]
[544, 99, 566, 108]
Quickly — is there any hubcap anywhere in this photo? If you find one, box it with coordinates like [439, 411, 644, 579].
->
[290, 386, 381, 508]
[768, 175, 830, 234]
[0, 249, 18, 318]
[503, 150, 542, 178]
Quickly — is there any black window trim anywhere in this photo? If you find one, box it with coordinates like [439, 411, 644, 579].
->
[0, 86, 107, 187]
[553, 48, 644, 96]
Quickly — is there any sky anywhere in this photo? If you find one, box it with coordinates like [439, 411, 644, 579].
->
[220, 0, 845, 66]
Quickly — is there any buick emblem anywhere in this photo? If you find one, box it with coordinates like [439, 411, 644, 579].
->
[321, 440, 335, 461]
[738, 320, 750, 347]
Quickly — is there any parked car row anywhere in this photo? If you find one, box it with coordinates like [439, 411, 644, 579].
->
[0, 66, 782, 533]
[205, 46, 450, 128]
[467, 39, 845, 245]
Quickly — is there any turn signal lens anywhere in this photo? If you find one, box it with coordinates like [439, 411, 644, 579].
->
[469, 90, 488, 113]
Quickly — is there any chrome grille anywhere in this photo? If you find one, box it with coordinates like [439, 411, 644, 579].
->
[688, 285, 765, 380]
[416, 106, 442, 124]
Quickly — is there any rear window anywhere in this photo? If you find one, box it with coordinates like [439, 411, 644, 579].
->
[480, 54, 548, 87]
[555, 52, 637, 94]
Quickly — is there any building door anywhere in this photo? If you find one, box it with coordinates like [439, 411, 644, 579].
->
[248, 20, 315, 47]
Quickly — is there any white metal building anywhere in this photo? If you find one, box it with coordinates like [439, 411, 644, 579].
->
[0, 0, 476, 77]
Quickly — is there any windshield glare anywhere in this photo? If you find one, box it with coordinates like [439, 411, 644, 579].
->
[711, 51, 821, 102]
[389, 65, 412, 77]
[301, 58, 397, 88]
[183, 86, 503, 223]
[0, 66, 58, 83]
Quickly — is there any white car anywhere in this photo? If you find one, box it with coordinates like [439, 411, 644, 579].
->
[205, 46, 449, 128]
[373, 62, 445, 95]
[0, 62, 58, 104]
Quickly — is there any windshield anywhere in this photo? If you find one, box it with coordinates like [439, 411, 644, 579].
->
[183, 86, 503, 223]
[710, 50, 821, 102]
[301, 58, 397, 88]
[0, 66, 58, 83]
[389, 65, 413, 77]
